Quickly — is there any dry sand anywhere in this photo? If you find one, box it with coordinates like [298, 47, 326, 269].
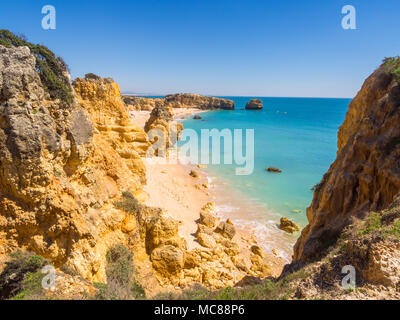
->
[143, 159, 210, 251]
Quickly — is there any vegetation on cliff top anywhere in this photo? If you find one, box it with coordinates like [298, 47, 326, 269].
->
[383, 56, 400, 82]
[0, 29, 73, 106]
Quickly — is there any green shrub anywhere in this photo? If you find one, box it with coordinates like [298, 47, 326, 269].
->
[0, 29, 73, 106]
[0, 250, 46, 299]
[105, 244, 134, 285]
[358, 212, 382, 236]
[94, 244, 145, 300]
[114, 191, 141, 214]
[358, 209, 400, 240]
[383, 56, 400, 82]
[11, 271, 45, 300]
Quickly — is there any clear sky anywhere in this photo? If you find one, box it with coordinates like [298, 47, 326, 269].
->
[1, 0, 400, 97]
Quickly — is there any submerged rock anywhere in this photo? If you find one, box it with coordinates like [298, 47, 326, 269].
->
[266, 167, 282, 173]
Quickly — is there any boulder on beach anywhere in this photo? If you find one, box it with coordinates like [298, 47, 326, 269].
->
[215, 220, 236, 239]
[279, 217, 300, 234]
[245, 99, 263, 110]
[266, 167, 282, 173]
[189, 169, 200, 178]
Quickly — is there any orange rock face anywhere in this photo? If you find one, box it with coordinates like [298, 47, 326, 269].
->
[293, 63, 400, 262]
[0, 49, 150, 282]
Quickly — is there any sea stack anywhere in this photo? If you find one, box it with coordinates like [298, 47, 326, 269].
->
[245, 99, 263, 110]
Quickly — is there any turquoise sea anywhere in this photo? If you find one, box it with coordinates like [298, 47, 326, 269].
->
[148, 96, 351, 259]
[181, 97, 350, 259]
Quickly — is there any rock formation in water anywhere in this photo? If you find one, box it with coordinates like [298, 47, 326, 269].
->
[164, 93, 234, 110]
[293, 59, 400, 262]
[124, 93, 235, 111]
[245, 99, 263, 110]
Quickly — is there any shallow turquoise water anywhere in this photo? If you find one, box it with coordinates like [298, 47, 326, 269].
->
[180, 97, 350, 227]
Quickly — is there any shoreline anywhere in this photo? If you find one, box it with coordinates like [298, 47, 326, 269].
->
[129, 108, 209, 129]
[130, 107, 287, 276]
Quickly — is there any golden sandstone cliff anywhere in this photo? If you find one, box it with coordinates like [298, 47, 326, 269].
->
[123, 93, 235, 111]
[293, 60, 400, 263]
[3, 33, 398, 300]
[0, 45, 151, 283]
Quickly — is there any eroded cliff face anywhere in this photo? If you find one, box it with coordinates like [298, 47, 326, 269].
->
[164, 93, 234, 110]
[294, 63, 400, 262]
[0, 46, 152, 282]
[123, 96, 162, 111]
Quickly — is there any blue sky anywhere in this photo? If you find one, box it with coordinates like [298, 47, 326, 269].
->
[1, 0, 400, 97]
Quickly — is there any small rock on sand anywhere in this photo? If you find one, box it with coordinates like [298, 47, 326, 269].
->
[189, 170, 200, 178]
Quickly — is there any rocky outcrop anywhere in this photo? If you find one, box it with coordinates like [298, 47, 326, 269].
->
[122, 96, 163, 111]
[164, 93, 234, 110]
[73, 75, 150, 159]
[126, 94, 235, 111]
[279, 217, 300, 234]
[245, 99, 263, 110]
[293, 61, 400, 262]
[281, 194, 400, 300]
[0, 43, 152, 283]
[144, 102, 183, 157]
[138, 202, 273, 289]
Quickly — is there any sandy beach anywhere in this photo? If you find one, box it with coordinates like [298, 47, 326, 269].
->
[129, 108, 208, 129]
[131, 107, 286, 276]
